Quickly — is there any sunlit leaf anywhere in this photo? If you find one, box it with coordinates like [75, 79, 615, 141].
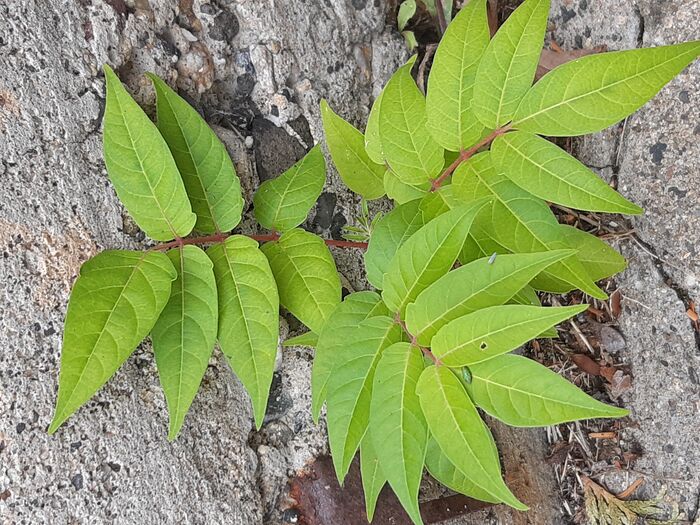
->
[382, 200, 490, 316]
[416, 365, 527, 509]
[148, 73, 244, 233]
[253, 146, 325, 232]
[261, 229, 341, 334]
[370, 343, 427, 525]
[321, 100, 386, 200]
[102, 65, 195, 240]
[49, 250, 176, 433]
[326, 316, 403, 482]
[513, 42, 700, 136]
[467, 354, 629, 426]
[208, 235, 279, 429]
[151, 245, 217, 439]
[426, 0, 490, 151]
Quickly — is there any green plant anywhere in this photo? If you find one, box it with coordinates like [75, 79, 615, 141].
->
[48, 0, 698, 521]
[314, 0, 699, 522]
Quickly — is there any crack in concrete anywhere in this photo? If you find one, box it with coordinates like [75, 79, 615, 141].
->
[631, 233, 700, 351]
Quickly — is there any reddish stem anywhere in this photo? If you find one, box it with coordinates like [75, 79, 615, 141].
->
[430, 124, 513, 192]
[394, 313, 442, 366]
[151, 232, 368, 251]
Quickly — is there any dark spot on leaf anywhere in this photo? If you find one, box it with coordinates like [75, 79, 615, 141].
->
[649, 142, 667, 165]
[479, 342, 488, 350]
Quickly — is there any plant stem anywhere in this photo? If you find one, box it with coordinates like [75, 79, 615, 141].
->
[151, 231, 368, 251]
[434, 0, 448, 35]
[395, 313, 442, 366]
[430, 124, 512, 192]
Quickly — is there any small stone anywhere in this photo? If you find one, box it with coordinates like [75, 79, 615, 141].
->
[599, 325, 626, 353]
[70, 473, 83, 490]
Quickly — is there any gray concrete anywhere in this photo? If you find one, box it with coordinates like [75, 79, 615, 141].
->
[1, 0, 699, 524]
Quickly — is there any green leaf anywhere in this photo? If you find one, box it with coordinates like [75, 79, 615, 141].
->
[491, 132, 642, 214]
[312, 291, 387, 422]
[365, 199, 426, 289]
[472, 0, 550, 129]
[509, 286, 557, 338]
[453, 152, 607, 299]
[406, 250, 573, 346]
[321, 100, 386, 200]
[102, 65, 196, 241]
[365, 90, 386, 165]
[467, 354, 629, 426]
[559, 225, 627, 281]
[283, 331, 318, 348]
[426, 0, 490, 151]
[148, 74, 244, 233]
[379, 56, 444, 185]
[432, 304, 587, 367]
[360, 430, 387, 522]
[370, 343, 427, 525]
[384, 169, 430, 204]
[398, 0, 416, 31]
[207, 235, 279, 429]
[326, 316, 403, 483]
[49, 250, 176, 433]
[261, 229, 341, 334]
[253, 146, 325, 232]
[416, 365, 527, 510]
[382, 200, 489, 316]
[425, 438, 501, 503]
[513, 42, 700, 136]
[151, 245, 217, 440]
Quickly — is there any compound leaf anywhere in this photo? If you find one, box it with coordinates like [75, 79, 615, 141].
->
[379, 56, 444, 185]
[492, 131, 642, 214]
[473, 0, 550, 129]
[102, 65, 196, 241]
[467, 354, 629, 426]
[360, 431, 387, 522]
[453, 152, 606, 299]
[425, 438, 501, 503]
[312, 291, 388, 422]
[151, 245, 217, 440]
[49, 250, 176, 433]
[382, 200, 489, 316]
[261, 229, 341, 334]
[370, 343, 427, 525]
[253, 146, 325, 232]
[365, 199, 426, 289]
[416, 365, 527, 510]
[513, 42, 700, 136]
[148, 73, 244, 233]
[559, 225, 627, 281]
[208, 235, 279, 429]
[326, 316, 403, 483]
[432, 304, 587, 367]
[426, 0, 490, 151]
[321, 100, 386, 200]
[406, 250, 574, 346]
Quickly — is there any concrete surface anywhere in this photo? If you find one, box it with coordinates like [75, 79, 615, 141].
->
[1, 0, 698, 524]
